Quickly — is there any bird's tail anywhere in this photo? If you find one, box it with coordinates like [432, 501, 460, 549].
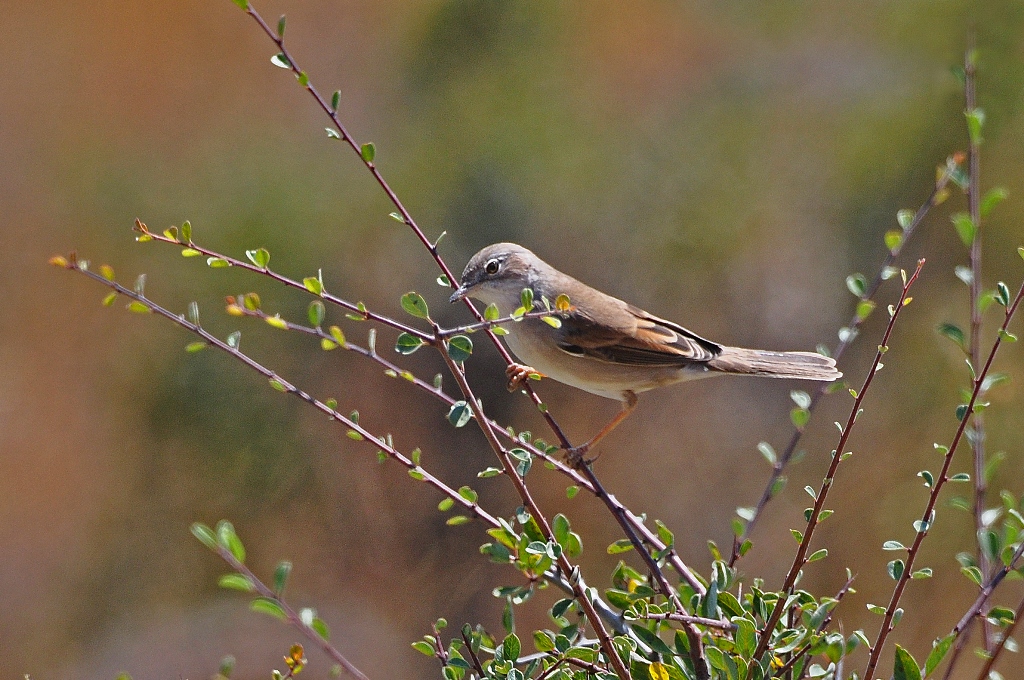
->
[708, 347, 841, 381]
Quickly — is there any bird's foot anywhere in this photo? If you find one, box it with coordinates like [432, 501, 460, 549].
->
[563, 444, 598, 470]
[505, 363, 544, 392]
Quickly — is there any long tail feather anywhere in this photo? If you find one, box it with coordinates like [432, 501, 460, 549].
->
[708, 347, 841, 381]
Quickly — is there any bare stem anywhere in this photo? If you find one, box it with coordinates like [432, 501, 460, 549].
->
[863, 278, 1024, 679]
[435, 340, 631, 678]
[963, 41, 994, 653]
[212, 542, 370, 680]
[730, 157, 962, 566]
[751, 260, 925, 668]
[940, 539, 1024, 680]
[974, 587, 1024, 680]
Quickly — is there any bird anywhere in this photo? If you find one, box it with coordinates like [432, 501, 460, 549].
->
[449, 243, 841, 459]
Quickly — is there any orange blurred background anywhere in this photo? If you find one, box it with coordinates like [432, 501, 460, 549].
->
[4, 1, 1024, 678]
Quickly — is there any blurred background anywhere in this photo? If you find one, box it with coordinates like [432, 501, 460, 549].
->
[4, 1, 1024, 678]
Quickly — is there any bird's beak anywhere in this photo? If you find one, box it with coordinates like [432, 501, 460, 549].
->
[449, 285, 469, 304]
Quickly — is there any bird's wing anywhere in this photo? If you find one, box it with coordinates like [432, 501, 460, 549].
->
[556, 303, 721, 366]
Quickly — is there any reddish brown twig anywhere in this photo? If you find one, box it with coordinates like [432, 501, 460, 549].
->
[751, 260, 925, 668]
[863, 277, 1024, 679]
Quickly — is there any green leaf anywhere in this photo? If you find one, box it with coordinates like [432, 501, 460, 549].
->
[897, 209, 915, 230]
[250, 597, 287, 620]
[447, 335, 473, 363]
[846, 273, 867, 298]
[303, 276, 323, 295]
[446, 515, 470, 526]
[218, 573, 255, 592]
[308, 300, 325, 327]
[270, 53, 290, 69]
[226, 331, 241, 349]
[484, 303, 500, 321]
[190, 522, 217, 550]
[883, 540, 907, 551]
[924, 633, 954, 677]
[231, 0, 248, 9]
[395, 332, 424, 355]
[998, 329, 1018, 342]
[951, 212, 976, 246]
[885, 230, 903, 252]
[503, 633, 521, 663]
[326, 128, 341, 139]
[329, 326, 346, 347]
[807, 548, 828, 563]
[893, 645, 922, 680]
[996, 281, 1011, 307]
[400, 292, 429, 319]
[331, 90, 341, 111]
[791, 407, 810, 429]
[856, 299, 876, 321]
[311, 617, 330, 640]
[607, 539, 634, 554]
[246, 248, 270, 268]
[541, 316, 562, 328]
[127, 301, 151, 314]
[520, 287, 535, 311]
[276, 14, 286, 37]
[936, 323, 966, 352]
[533, 631, 555, 652]
[961, 565, 983, 586]
[912, 568, 933, 579]
[360, 142, 375, 163]
[965, 107, 985, 145]
[273, 561, 292, 595]
[185, 341, 207, 353]
[757, 441, 777, 465]
[207, 257, 230, 268]
[411, 640, 435, 656]
[887, 559, 905, 581]
[790, 390, 811, 409]
[447, 401, 472, 428]
[980, 187, 1008, 217]
[216, 521, 246, 563]
[265, 315, 288, 330]
[102, 292, 117, 307]
[458, 486, 478, 503]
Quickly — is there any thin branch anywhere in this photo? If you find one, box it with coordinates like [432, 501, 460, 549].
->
[434, 339, 631, 678]
[629, 612, 736, 631]
[963, 40, 994, 653]
[730, 156, 962, 566]
[751, 261, 925, 668]
[941, 539, 1024, 680]
[975, 588, 1024, 680]
[770, 575, 856, 677]
[863, 277, 1024, 679]
[210, 541, 369, 680]
[134, 221, 432, 342]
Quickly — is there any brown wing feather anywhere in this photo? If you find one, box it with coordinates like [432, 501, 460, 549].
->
[556, 303, 721, 367]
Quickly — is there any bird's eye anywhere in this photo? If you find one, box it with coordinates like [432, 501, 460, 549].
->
[485, 259, 500, 275]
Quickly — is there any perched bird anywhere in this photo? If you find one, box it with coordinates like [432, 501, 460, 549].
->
[450, 243, 841, 457]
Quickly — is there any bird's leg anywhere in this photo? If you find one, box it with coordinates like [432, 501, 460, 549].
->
[505, 363, 545, 392]
[565, 391, 638, 469]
